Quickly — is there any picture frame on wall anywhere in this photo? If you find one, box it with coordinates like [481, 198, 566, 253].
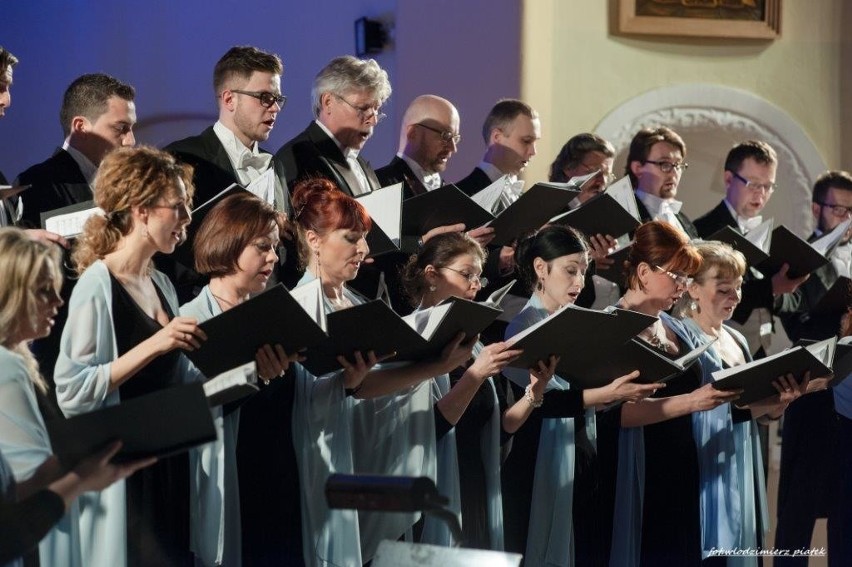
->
[618, 0, 781, 40]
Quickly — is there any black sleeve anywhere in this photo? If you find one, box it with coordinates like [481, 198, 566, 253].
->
[0, 489, 66, 564]
[506, 379, 585, 419]
[731, 404, 753, 424]
[433, 405, 454, 441]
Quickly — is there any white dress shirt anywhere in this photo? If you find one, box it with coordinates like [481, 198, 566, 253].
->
[635, 189, 687, 235]
[315, 120, 371, 195]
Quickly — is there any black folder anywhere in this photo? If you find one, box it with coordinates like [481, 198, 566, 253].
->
[833, 340, 852, 379]
[707, 225, 770, 266]
[812, 276, 851, 315]
[487, 183, 581, 246]
[712, 341, 835, 405]
[566, 338, 704, 389]
[401, 184, 494, 236]
[595, 242, 633, 284]
[761, 226, 829, 278]
[506, 305, 656, 374]
[403, 297, 503, 360]
[301, 300, 428, 376]
[46, 382, 217, 467]
[356, 183, 402, 257]
[550, 192, 640, 238]
[187, 284, 328, 377]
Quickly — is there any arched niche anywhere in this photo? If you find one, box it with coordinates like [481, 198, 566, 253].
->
[595, 84, 827, 237]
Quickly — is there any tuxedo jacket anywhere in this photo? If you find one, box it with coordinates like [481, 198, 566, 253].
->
[275, 121, 381, 197]
[635, 195, 700, 240]
[16, 148, 91, 229]
[693, 200, 775, 324]
[375, 156, 429, 199]
[453, 166, 490, 197]
[164, 126, 299, 298]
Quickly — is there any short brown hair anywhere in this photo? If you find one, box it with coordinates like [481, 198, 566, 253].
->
[0, 46, 18, 75]
[625, 221, 702, 291]
[481, 98, 537, 144]
[549, 133, 615, 183]
[193, 192, 285, 278]
[401, 232, 486, 306]
[813, 170, 852, 203]
[213, 46, 283, 95]
[60, 73, 135, 138]
[724, 140, 777, 174]
[624, 127, 686, 186]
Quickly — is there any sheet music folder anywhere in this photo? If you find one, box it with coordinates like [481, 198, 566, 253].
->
[46, 382, 217, 467]
[172, 183, 249, 268]
[550, 192, 640, 238]
[487, 183, 581, 246]
[712, 338, 836, 405]
[187, 284, 328, 378]
[401, 184, 494, 236]
[505, 305, 657, 377]
[761, 225, 829, 278]
[811, 276, 851, 315]
[707, 225, 770, 266]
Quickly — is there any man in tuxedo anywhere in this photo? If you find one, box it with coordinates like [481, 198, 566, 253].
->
[276, 55, 390, 197]
[0, 46, 18, 226]
[624, 126, 698, 239]
[693, 140, 806, 356]
[548, 133, 620, 309]
[17, 73, 136, 228]
[376, 94, 460, 198]
[773, 171, 852, 566]
[165, 45, 293, 297]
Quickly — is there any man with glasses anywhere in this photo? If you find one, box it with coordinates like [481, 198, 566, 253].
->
[164, 46, 293, 298]
[376, 94, 461, 198]
[548, 133, 620, 308]
[625, 126, 699, 238]
[694, 140, 807, 356]
[773, 170, 852, 566]
[276, 55, 390, 197]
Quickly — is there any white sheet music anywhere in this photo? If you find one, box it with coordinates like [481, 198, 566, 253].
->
[605, 176, 641, 222]
[356, 182, 402, 246]
[203, 361, 257, 398]
[246, 168, 276, 205]
[812, 218, 852, 256]
[470, 175, 509, 213]
[289, 279, 327, 332]
[566, 170, 600, 189]
[45, 206, 103, 238]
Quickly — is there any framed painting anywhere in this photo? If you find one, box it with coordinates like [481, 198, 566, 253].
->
[618, 0, 781, 40]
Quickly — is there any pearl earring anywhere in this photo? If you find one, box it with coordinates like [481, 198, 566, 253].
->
[429, 285, 437, 292]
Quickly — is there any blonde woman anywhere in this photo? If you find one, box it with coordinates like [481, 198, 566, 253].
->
[0, 227, 151, 567]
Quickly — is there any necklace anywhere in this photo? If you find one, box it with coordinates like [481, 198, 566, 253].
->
[211, 293, 238, 308]
[640, 322, 670, 353]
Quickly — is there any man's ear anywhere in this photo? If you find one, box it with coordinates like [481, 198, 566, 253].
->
[70, 116, 89, 134]
[629, 160, 643, 180]
[220, 89, 236, 111]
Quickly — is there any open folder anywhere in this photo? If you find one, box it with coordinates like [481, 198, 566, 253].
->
[712, 337, 836, 405]
[401, 184, 494, 236]
[356, 183, 402, 256]
[483, 182, 581, 246]
[40, 200, 101, 239]
[567, 337, 715, 389]
[762, 225, 829, 278]
[706, 223, 772, 266]
[186, 284, 328, 378]
[504, 304, 657, 376]
[171, 183, 249, 268]
[811, 276, 851, 315]
[203, 361, 258, 407]
[549, 192, 640, 239]
[46, 382, 217, 467]
[833, 337, 852, 379]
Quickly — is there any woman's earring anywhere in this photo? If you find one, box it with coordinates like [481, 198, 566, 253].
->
[536, 279, 544, 292]
[691, 298, 700, 313]
[429, 285, 437, 292]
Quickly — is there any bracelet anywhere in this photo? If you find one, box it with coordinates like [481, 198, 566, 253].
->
[345, 383, 364, 397]
[524, 384, 543, 408]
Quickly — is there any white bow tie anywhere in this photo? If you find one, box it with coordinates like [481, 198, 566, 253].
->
[239, 151, 272, 171]
[739, 215, 763, 233]
[422, 173, 442, 191]
[660, 199, 683, 215]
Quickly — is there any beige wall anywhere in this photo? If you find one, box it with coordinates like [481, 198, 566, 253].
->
[521, 0, 846, 186]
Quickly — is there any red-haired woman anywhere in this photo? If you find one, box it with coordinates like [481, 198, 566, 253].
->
[289, 178, 474, 565]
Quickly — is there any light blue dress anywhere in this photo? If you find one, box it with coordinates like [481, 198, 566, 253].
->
[503, 295, 596, 567]
[292, 271, 438, 564]
[54, 260, 205, 567]
[681, 318, 768, 566]
[0, 346, 82, 567]
[180, 286, 242, 566]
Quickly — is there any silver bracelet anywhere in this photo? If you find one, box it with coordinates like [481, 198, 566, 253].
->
[524, 384, 543, 408]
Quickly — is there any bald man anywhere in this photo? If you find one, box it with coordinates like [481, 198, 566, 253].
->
[376, 94, 461, 197]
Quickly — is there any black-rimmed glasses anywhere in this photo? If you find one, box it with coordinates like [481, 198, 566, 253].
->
[729, 170, 777, 194]
[644, 160, 689, 174]
[231, 90, 287, 109]
[415, 123, 461, 144]
[816, 201, 852, 218]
